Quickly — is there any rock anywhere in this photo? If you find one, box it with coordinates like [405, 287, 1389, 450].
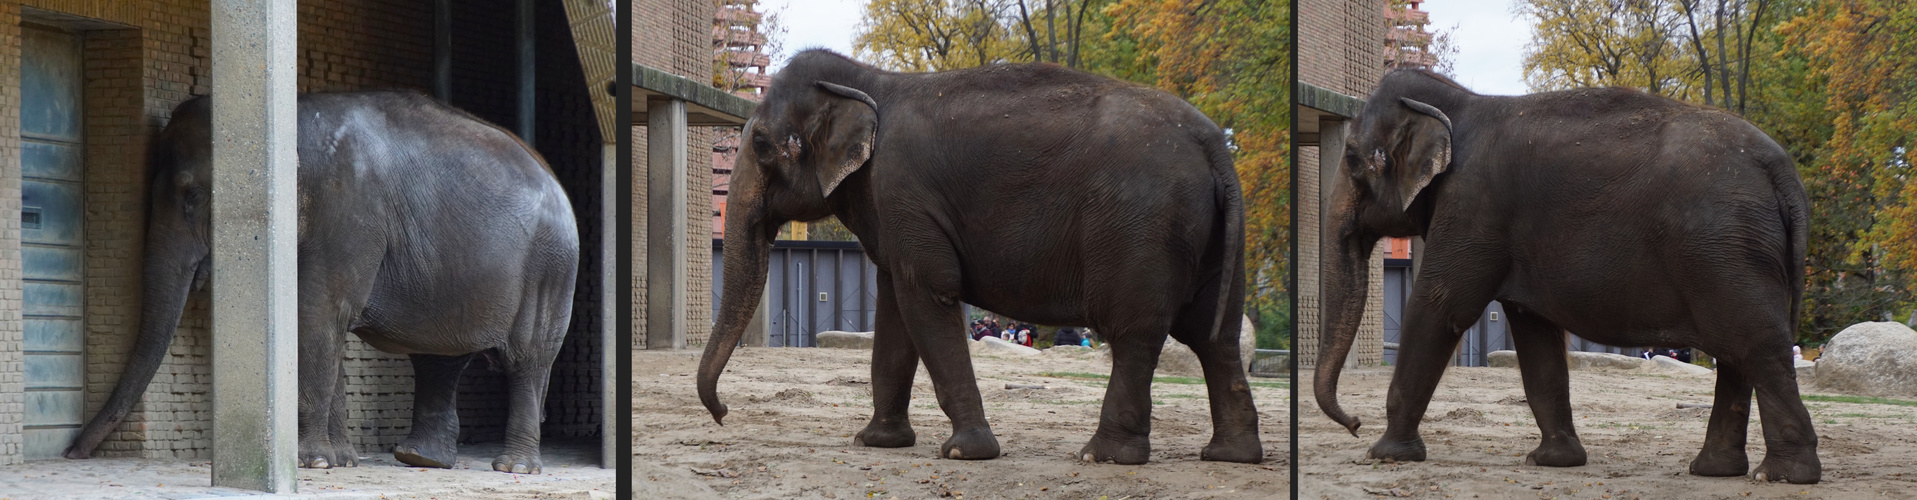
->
[1155, 315, 1259, 377]
[816, 330, 875, 349]
[1795, 359, 1815, 381]
[1567, 351, 1650, 371]
[1487, 350, 1518, 368]
[1649, 355, 1712, 375]
[1045, 345, 1090, 353]
[977, 336, 1041, 356]
[1815, 322, 1917, 398]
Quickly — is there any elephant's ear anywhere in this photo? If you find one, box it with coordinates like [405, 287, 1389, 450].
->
[812, 81, 878, 199]
[1395, 97, 1452, 212]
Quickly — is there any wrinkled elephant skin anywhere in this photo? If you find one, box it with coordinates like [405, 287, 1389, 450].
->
[65, 92, 580, 475]
[1314, 70, 1818, 483]
[699, 50, 1262, 465]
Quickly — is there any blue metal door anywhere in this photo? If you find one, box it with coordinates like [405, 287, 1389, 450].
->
[21, 26, 86, 460]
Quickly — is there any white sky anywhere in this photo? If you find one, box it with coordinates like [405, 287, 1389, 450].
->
[760, 0, 864, 70]
[1425, 0, 1531, 96]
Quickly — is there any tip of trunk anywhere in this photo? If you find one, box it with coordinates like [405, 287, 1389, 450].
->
[63, 445, 93, 460]
[697, 340, 738, 427]
[1313, 367, 1362, 437]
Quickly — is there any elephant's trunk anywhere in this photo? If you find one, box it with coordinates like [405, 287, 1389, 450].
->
[65, 216, 206, 458]
[1313, 178, 1378, 437]
[697, 166, 775, 425]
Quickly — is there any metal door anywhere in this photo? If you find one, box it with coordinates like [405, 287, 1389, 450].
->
[21, 26, 86, 460]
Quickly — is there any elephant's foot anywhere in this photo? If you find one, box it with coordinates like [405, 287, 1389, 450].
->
[1688, 448, 1748, 477]
[331, 442, 361, 468]
[493, 451, 543, 474]
[1366, 436, 1427, 463]
[1523, 441, 1586, 467]
[1199, 435, 1263, 464]
[938, 427, 1000, 460]
[299, 442, 342, 469]
[394, 438, 458, 469]
[1077, 434, 1150, 465]
[1751, 453, 1820, 484]
[853, 420, 916, 448]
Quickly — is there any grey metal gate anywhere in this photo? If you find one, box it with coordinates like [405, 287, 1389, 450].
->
[713, 240, 879, 347]
[21, 26, 86, 460]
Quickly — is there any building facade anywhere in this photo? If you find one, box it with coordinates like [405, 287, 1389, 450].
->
[633, 0, 721, 350]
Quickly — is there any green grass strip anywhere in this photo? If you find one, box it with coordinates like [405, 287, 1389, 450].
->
[1037, 371, 1289, 389]
[1802, 394, 1917, 407]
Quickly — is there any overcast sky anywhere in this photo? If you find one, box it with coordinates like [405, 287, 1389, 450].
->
[760, 0, 864, 70]
[752, 0, 1533, 93]
[1426, 0, 1530, 95]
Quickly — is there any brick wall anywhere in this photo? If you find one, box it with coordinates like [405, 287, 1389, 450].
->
[0, 0, 603, 462]
[633, 0, 717, 350]
[1296, 0, 1386, 369]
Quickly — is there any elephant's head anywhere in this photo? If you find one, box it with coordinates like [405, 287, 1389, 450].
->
[1314, 93, 1453, 436]
[65, 97, 214, 458]
[698, 68, 879, 424]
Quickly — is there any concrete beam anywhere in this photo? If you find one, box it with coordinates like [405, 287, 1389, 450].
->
[645, 98, 689, 350]
[632, 63, 756, 126]
[208, 0, 298, 492]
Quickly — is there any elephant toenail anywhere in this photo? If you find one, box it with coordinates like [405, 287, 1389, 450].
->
[1754, 471, 1769, 482]
[948, 448, 962, 459]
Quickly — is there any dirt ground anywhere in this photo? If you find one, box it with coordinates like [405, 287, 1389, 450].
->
[635, 346, 1292, 499]
[0, 440, 614, 499]
[1296, 365, 1917, 499]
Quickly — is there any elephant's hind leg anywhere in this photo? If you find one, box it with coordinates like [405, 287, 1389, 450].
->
[1507, 311, 1586, 467]
[854, 270, 918, 448]
[297, 322, 348, 468]
[1689, 359, 1751, 476]
[1078, 320, 1174, 465]
[395, 353, 473, 468]
[1167, 301, 1261, 463]
[328, 369, 360, 467]
[1744, 355, 1821, 483]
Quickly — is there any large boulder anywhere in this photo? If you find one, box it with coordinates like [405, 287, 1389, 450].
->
[1155, 315, 1258, 377]
[1815, 322, 1917, 398]
[1649, 355, 1712, 375]
[976, 336, 1041, 356]
[1567, 351, 1651, 371]
[816, 330, 875, 349]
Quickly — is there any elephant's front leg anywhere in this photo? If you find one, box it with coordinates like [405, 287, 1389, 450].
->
[1080, 327, 1172, 464]
[1368, 300, 1470, 462]
[395, 353, 473, 468]
[297, 328, 346, 468]
[1507, 312, 1586, 467]
[890, 279, 998, 460]
[854, 271, 919, 448]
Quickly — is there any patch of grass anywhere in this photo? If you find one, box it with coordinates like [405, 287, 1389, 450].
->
[1159, 393, 1204, 399]
[1803, 394, 1917, 407]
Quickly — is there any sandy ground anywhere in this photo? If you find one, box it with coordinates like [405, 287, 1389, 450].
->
[1296, 365, 1917, 499]
[635, 346, 1293, 499]
[0, 440, 614, 499]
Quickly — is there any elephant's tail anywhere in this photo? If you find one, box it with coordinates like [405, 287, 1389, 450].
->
[1772, 156, 1808, 341]
[1203, 131, 1244, 344]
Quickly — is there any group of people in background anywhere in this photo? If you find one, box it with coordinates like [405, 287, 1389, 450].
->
[1639, 347, 1694, 363]
[968, 318, 1094, 348]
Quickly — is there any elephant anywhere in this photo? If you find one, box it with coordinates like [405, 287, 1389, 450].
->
[1313, 69, 1818, 483]
[698, 49, 1261, 465]
[63, 92, 579, 474]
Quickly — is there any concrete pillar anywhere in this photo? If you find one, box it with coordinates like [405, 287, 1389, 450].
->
[646, 98, 689, 350]
[516, 0, 535, 146]
[741, 288, 770, 347]
[208, 0, 299, 492]
[433, 0, 451, 100]
[600, 143, 616, 467]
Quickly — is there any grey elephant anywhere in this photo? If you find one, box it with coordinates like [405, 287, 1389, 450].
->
[699, 50, 1261, 465]
[1315, 70, 1818, 483]
[64, 92, 579, 474]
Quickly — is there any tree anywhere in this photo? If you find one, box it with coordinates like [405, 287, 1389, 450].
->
[1518, 0, 1695, 98]
[854, 0, 1025, 71]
